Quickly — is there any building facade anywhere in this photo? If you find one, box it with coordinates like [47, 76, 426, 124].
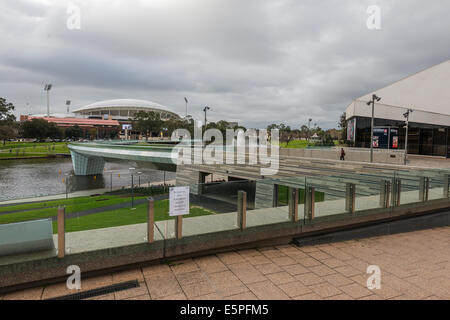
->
[346, 60, 450, 157]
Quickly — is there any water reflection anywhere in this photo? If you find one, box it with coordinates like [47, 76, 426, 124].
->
[0, 158, 175, 201]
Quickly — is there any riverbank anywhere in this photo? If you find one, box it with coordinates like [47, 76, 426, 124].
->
[0, 142, 70, 160]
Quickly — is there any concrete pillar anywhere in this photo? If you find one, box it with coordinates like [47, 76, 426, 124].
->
[419, 177, 430, 202]
[444, 174, 449, 198]
[147, 197, 154, 243]
[70, 150, 105, 176]
[175, 216, 182, 239]
[304, 186, 315, 221]
[379, 180, 391, 208]
[345, 183, 356, 214]
[57, 206, 65, 259]
[237, 190, 247, 230]
[288, 187, 299, 222]
[392, 178, 401, 206]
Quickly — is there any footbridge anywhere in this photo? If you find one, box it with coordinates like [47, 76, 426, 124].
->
[68, 142, 178, 175]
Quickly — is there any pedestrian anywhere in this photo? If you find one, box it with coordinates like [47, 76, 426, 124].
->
[340, 148, 346, 161]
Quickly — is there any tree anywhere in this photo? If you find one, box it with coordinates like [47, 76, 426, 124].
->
[0, 97, 17, 144]
[22, 118, 50, 140]
[134, 111, 164, 140]
[338, 112, 347, 142]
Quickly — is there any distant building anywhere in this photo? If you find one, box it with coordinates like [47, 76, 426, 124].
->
[21, 98, 181, 140]
[346, 60, 450, 157]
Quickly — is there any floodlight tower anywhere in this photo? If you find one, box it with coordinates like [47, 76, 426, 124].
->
[203, 106, 210, 130]
[44, 84, 52, 117]
[66, 100, 71, 114]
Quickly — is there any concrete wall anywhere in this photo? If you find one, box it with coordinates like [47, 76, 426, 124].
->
[280, 147, 405, 165]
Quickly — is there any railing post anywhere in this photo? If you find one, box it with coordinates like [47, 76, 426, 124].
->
[380, 180, 391, 208]
[443, 174, 449, 198]
[288, 187, 299, 222]
[392, 178, 401, 206]
[304, 186, 315, 221]
[57, 206, 65, 259]
[174, 216, 183, 239]
[147, 197, 154, 243]
[237, 190, 247, 230]
[345, 183, 356, 214]
[419, 177, 430, 202]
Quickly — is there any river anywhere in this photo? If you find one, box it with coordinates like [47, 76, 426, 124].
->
[0, 158, 176, 202]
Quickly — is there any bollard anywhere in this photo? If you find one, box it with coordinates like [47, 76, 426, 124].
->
[419, 177, 430, 202]
[345, 183, 356, 214]
[392, 178, 401, 206]
[288, 187, 299, 222]
[379, 180, 391, 208]
[237, 190, 247, 230]
[147, 197, 154, 243]
[444, 174, 449, 198]
[57, 206, 65, 258]
[174, 216, 183, 239]
[304, 186, 315, 221]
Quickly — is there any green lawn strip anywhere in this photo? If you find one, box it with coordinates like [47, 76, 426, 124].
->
[0, 194, 123, 213]
[0, 195, 147, 224]
[277, 185, 324, 205]
[52, 200, 216, 233]
[0, 142, 67, 150]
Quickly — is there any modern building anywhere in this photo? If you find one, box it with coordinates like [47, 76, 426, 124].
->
[346, 60, 450, 157]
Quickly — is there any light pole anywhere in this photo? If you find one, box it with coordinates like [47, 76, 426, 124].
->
[403, 108, 413, 165]
[129, 167, 135, 208]
[44, 84, 52, 117]
[66, 100, 71, 114]
[203, 106, 210, 130]
[308, 118, 312, 142]
[184, 97, 188, 118]
[366, 94, 381, 163]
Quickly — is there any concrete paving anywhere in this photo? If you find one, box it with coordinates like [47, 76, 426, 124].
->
[2, 226, 449, 300]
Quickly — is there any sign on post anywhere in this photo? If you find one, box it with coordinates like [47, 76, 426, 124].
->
[169, 186, 190, 216]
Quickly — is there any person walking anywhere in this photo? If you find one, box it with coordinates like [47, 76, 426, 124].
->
[340, 148, 346, 161]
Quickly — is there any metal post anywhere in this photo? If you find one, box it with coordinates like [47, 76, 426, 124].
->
[57, 206, 65, 258]
[392, 178, 401, 206]
[419, 177, 430, 202]
[444, 174, 449, 198]
[288, 187, 299, 222]
[175, 215, 183, 239]
[304, 186, 315, 220]
[370, 101, 374, 163]
[404, 116, 409, 165]
[147, 197, 154, 243]
[131, 174, 134, 208]
[110, 173, 113, 192]
[237, 190, 247, 230]
[379, 180, 391, 208]
[345, 183, 356, 214]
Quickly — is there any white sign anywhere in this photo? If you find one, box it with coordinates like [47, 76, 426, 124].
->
[169, 186, 190, 216]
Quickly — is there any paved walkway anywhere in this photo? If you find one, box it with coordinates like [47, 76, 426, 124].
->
[1, 226, 449, 300]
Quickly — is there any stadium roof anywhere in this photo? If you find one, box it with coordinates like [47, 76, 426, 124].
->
[73, 99, 175, 114]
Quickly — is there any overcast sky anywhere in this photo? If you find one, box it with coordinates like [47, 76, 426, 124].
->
[1, 0, 449, 129]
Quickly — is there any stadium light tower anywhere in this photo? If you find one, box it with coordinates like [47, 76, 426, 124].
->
[184, 97, 188, 118]
[44, 84, 52, 117]
[403, 108, 413, 165]
[203, 106, 210, 130]
[366, 94, 381, 163]
[66, 100, 71, 114]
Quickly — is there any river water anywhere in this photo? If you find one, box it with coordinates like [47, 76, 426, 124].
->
[0, 158, 176, 202]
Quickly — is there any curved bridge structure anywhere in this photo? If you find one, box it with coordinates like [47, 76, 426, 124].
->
[68, 142, 178, 175]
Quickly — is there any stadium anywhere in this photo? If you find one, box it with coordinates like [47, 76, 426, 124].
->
[73, 99, 180, 121]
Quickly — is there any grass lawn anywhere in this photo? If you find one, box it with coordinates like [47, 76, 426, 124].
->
[52, 199, 215, 233]
[0, 142, 70, 158]
[0, 194, 147, 224]
[277, 185, 325, 205]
